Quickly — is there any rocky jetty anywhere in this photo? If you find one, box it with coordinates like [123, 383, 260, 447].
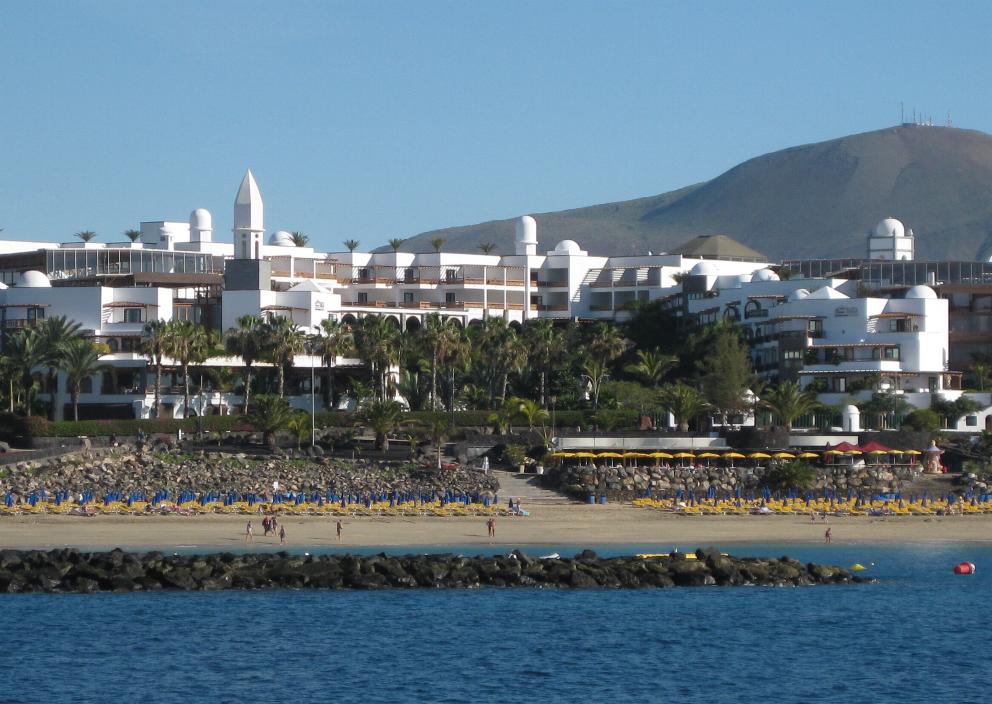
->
[0, 548, 873, 593]
[0, 449, 499, 502]
[551, 463, 922, 501]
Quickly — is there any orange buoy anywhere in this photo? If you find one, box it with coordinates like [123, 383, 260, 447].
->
[953, 562, 976, 575]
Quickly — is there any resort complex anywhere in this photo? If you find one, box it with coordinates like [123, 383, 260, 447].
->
[0, 170, 991, 436]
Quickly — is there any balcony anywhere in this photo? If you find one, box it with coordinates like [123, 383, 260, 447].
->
[3, 319, 39, 330]
[536, 280, 568, 288]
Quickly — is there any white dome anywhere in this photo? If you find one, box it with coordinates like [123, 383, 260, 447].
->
[552, 239, 581, 255]
[842, 405, 860, 415]
[515, 215, 538, 244]
[690, 261, 718, 276]
[0, 282, 8, 290]
[905, 285, 937, 300]
[17, 270, 51, 288]
[806, 285, 848, 300]
[268, 230, 296, 247]
[875, 218, 905, 238]
[787, 288, 810, 301]
[189, 208, 212, 230]
[751, 268, 780, 282]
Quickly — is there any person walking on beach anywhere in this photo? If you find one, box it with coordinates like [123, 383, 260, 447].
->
[824, 527, 832, 544]
[336, 520, 343, 541]
[487, 517, 495, 538]
[245, 521, 254, 544]
[279, 525, 286, 545]
[262, 516, 271, 536]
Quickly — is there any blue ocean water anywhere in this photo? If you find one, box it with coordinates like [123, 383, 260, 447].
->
[3, 543, 990, 704]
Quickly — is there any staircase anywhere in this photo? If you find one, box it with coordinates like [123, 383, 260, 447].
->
[493, 470, 579, 506]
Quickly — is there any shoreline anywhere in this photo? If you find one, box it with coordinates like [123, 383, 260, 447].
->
[3, 504, 992, 551]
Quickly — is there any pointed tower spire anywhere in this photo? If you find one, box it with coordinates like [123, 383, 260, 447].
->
[233, 169, 264, 259]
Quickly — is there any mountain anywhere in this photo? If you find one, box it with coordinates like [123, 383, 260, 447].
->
[396, 125, 992, 262]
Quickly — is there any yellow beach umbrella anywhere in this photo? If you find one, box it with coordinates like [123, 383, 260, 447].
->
[697, 452, 720, 459]
[574, 452, 596, 458]
[905, 450, 922, 456]
[723, 452, 746, 459]
[889, 449, 905, 455]
[846, 450, 863, 455]
[867, 450, 889, 455]
[623, 451, 650, 458]
[799, 452, 819, 459]
[550, 452, 573, 458]
[825, 449, 846, 455]
[748, 452, 771, 459]
[598, 452, 623, 458]
[650, 451, 674, 459]
[773, 452, 796, 459]
[674, 452, 696, 459]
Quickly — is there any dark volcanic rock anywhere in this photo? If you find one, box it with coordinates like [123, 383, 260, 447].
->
[0, 549, 874, 593]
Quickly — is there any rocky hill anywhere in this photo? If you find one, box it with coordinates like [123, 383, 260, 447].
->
[397, 125, 992, 262]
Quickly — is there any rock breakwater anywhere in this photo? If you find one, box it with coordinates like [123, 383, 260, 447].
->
[0, 548, 873, 593]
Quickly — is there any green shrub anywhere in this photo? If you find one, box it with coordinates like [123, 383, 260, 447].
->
[763, 461, 816, 492]
[902, 408, 940, 433]
[26, 415, 251, 438]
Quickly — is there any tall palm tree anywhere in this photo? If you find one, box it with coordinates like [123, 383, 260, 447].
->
[343, 239, 360, 252]
[478, 242, 497, 254]
[470, 317, 526, 407]
[314, 317, 354, 409]
[387, 238, 405, 252]
[124, 229, 141, 243]
[225, 315, 265, 414]
[75, 230, 97, 242]
[970, 362, 991, 391]
[290, 231, 309, 247]
[62, 338, 106, 421]
[584, 322, 629, 367]
[523, 319, 566, 407]
[162, 320, 210, 418]
[5, 328, 44, 416]
[759, 381, 820, 430]
[430, 238, 445, 253]
[438, 324, 471, 412]
[264, 316, 305, 397]
[658, 383, 708, 432]
[354, 316, 401, 401]
[420, 314, 458, 410]
[37, 315, 83, 419]
[625, 348, 678, 388]
[141, 319, 169, 418]
[513, 396, 549, 430]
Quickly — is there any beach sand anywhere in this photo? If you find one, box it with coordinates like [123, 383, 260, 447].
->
[2, 504, 991, 550]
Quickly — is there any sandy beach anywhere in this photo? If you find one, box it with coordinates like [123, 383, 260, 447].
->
[2, 503, 991, 551]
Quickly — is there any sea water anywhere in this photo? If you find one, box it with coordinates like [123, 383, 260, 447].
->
[3, 543, 990, 704]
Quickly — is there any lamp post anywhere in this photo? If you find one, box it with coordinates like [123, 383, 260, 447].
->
[550, 394, 557, 439]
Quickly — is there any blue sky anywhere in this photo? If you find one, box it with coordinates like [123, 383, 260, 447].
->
[2, 1, 991, 250]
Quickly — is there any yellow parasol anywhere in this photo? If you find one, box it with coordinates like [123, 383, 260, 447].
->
[867, 450, 889, 455]
[748, 452, 771, 459]
[650, 451, 674, 459]
[598, 452, 623, 458]
[825, 449, 846, 455]
[723, 452, 746, 459]
[574, 452, 597, 458]
[551, 452, 575, 458]
[846, 450, 863, 455]
[622, 451, 650, 458]
[674, 452, 696, 459]
[773, 452, 796, 459]
[697, 452, 720, 459]
[904, 450, 922, 456]
[889, 449, 905, 455]
[799, 452, 819, 459]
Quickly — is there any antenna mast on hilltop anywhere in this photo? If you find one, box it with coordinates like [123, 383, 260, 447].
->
[947, 111, 952, 127]
[900, 101, 904, 124]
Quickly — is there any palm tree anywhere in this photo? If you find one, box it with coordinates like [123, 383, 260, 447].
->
[759, 381, 820, 430]
[290, 231, 309, 247]
[359, 399, 405, 451]
[162, 320, 213, 418]
[124, 229, 141, 243]
[513, 397, 549, 430]
[412, 416, 451, 468]
[625, 348, 678, 388]
[487, 399, 516, 435]
[62, 338, 106, 421]
[5, 329, 44, 416]
[420, 314, 458, 410]
[658, 383, 708, 432]
[584, 322, 629, 367]
[141, 320, 169, 418]
[225, 315, 265, 414]
[314, 318, 354, 410]
[523, 319, 565, 407]
[354, 316, 401, 401]
[478, 242, 497, 254]
[264, 316, 306, 397]
[430, 238, 445, 253]
[343, 239, 360, 252]
[75, 230, 97, 242]
[470, 317, 526, 407]
[971, 362, 991, 391]
[36, 316, 83, 419]
[248, 394, 294, 449]
[286, 413, 312, 449]
[387, 238, 405, 252]
[581, 358, 609, 410]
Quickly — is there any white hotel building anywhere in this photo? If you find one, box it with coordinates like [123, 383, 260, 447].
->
[0, 172, 987, 430]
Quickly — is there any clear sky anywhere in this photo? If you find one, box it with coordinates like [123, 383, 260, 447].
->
[3, 0, 991, 251]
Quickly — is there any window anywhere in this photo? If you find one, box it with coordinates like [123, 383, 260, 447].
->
[831, 377, 847, 392]
[404, 268, 416, 282]
[124, 308, 143, 324]
[174, 306, 193, 322]
[889, 318, 907, 333]
[403, 292, 414, 303]
[27, 307, 45, 321]
[445, 269, 458, 282]
[357, 293, 368, 304]
[358, 268, 369, 280]
[445, 292, 456, 304]
[966, 415, 978, 427]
